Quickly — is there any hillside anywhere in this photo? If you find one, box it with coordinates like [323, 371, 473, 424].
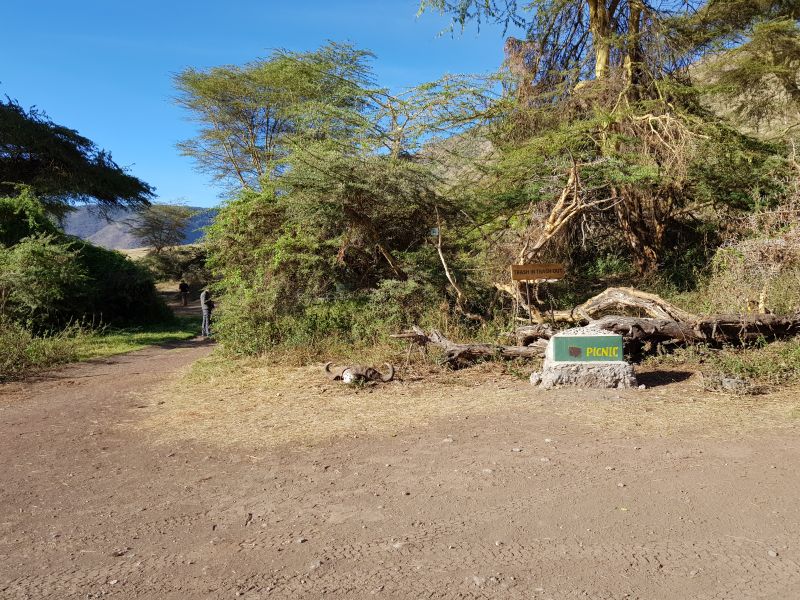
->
[62, 205, 216, 250]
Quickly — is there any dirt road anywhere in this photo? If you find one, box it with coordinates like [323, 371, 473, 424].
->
[1, 343, 799, 599]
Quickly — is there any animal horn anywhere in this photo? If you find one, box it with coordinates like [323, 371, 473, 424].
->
[324, 362, 337, 380]
[380, 363, 395, 382]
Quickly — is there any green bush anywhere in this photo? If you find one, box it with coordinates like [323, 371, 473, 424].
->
[0, 234, 172, 330]
[72, 241, 173, 326]
[0, 234, 87, 325]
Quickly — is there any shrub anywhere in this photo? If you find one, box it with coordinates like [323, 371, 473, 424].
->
[0, 235, 172, 330]
[0, 319, 81, 382]
[0, 235, 87, 326]
[704, 232, 800, 314]
[71, 241, 174, 326]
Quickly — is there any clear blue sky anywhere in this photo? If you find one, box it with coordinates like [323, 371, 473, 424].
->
[1, 1, 520, 208]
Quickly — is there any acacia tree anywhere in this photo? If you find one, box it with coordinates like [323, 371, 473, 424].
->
[0, 99, 153, 218]
[127, 205, 195, 253]
[174, 42, 376, 192]
[420, 0, 800, 276]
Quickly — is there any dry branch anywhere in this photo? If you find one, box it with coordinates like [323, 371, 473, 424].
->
[399, 326, 546, 369]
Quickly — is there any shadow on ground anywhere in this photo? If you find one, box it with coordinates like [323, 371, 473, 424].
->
[637, 369, 695, 388]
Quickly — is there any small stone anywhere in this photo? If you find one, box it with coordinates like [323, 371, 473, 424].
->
[403, 491, 411, 496]
[295, 537, 307, 544]
[472, 575, 486, 587]
[540, 457, 550, 463]
[442, 437, 453, 443]
[544, 438, 552, 443]
[638, 384, 646, 390]
[605, 466, 615, 471]
[109, 580, 118, 585]
[482, 468, 494, 474]
[495, 540, 503, 546]
[689, 570, 698, 577]
[768, 550, 779, 557]
[512, 448, 523, 453]
[617, 483, 625, 488]
[309, 560, 323, 570]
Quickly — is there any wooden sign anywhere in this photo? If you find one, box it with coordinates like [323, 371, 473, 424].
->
[510, 263, 565, 281]
[551, 335, 624, 363]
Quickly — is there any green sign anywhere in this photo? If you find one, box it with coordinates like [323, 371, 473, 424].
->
[552, 335, 624, 362]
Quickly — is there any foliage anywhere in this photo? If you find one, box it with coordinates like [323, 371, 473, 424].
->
[127, 204, 196, 253]
[137, 245, 211, 284]
[0, 193, 172, 330]
[0, 319, 83, 382]
[0, 234, 87, 324]
[0, 98, 153, 217]
[70, 241, 174, 327]
[174, 42, 376, 191]
[183, 4, 800, 357]
[0, 188, 59, 246]
[188, 43, 489, 355]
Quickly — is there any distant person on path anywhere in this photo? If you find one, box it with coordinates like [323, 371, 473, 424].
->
[200, 289, 213, 337]
[179, 280, 189, 307]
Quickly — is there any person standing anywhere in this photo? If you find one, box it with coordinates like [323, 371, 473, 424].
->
[200, 289, 213, 337]
[179, 280, 190, 307]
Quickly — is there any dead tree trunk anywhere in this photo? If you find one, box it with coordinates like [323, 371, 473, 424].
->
[397, 287, 800, 369]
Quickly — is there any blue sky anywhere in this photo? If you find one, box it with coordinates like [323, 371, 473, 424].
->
[1, 0, 521, 208]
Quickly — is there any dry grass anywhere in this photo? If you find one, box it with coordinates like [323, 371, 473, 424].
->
[137, 356, 800, 451]
[119, 247, 151, 260]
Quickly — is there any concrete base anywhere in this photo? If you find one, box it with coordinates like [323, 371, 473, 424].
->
[532, 360, 638, 390]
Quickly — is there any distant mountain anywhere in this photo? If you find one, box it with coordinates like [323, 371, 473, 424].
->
[62, 205, 217, 250]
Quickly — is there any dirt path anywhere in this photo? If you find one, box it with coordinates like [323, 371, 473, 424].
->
[1, 347, 799, 599]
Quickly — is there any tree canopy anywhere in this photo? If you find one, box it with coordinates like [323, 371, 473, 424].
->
[0, 99, 154, 217]
[127, 205, 196, 254]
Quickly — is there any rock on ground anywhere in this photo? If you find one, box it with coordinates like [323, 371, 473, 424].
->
[535, 361, 638, 390]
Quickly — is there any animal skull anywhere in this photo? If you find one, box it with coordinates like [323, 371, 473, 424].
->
[324, 362, 395, 383]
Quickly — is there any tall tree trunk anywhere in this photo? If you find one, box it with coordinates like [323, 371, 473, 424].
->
[624, 0, 644, 88]
[588, 0, 612, 79]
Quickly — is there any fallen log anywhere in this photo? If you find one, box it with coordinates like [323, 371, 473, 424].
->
[591, 313, 800, 348]
[401, 326, 547, 369]
[399, 287, 800, 370]
[514, 323, 556, 346]
[496, 284, 698, 324]
[574, 287, 697, 322]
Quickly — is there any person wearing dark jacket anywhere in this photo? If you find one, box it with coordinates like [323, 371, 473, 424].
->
[200, 289, 213, 337]
[179, 280, 190, 307]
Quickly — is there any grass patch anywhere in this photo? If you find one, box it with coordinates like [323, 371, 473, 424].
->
[0, 317, 201, 382]
[647, 337, 800, 391]
[75, 317, 201, 360]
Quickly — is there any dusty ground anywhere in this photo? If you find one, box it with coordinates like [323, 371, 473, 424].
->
[1, 342, 800, 599]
